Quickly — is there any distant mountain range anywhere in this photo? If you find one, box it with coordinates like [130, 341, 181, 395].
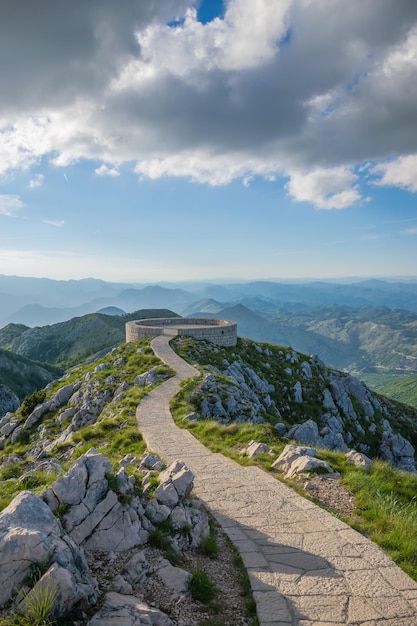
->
[1, 274, 417, 392]
[2, 275, 417, 328]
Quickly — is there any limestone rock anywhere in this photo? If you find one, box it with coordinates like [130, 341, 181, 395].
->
[0, 385, 20, 419]
[156, 560, 191, 594]
[346, 450, 372, 469]
[122, 551, 149, 585]
[244, 440, 271, 457]
[157, 460, 194, 503]
[272, 444, 335, 478]
[23, 398, 52, 430]
[287, 419, 320, 446]
[0, 491, 97, 610]
[380, 432, 416, 472]
[293, 381, 303, 403]
[88, 592, 174, 626]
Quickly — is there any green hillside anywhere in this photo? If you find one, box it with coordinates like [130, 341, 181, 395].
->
[0, 349, 60, 400]
[0, 309, 179, 369]
[377, 374, 417, 409]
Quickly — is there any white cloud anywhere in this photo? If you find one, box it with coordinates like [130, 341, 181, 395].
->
[401, 226, 417, 235]
[0, 194, 23, 217]
[0, 0, 416, 203]
[285, 167, 362, 210]
[29, 173, 45, 188]
[134, 151, 281, 185]
[95, 164, 120, 177]
[371, 154, 417, 193]
[42, 219, 65, 227]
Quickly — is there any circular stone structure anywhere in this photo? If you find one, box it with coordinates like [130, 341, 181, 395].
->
[125, 317, 237, 347]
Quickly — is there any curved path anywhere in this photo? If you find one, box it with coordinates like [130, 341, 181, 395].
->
[136, 335, 417, 625]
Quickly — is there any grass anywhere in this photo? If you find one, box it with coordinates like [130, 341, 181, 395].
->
[189, 568, 217, 604]
[149, 518, 181, 566]
[0, 340, 171, 513]
[171, 368, 417, 583]
[199, 517, 219, 559]
[11, 581, 58, 626]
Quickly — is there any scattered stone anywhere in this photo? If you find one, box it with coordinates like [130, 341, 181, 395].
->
[346, 449, 372, 469]
[272, 443, 335, 478]
[87, 592, 174, 626]
[243, 440, 271, 457]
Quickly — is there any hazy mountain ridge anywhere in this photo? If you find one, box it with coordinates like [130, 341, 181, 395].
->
[2, 275, 417, 327]
[0, 309, 179, 370]
[2, 274, 417, 393]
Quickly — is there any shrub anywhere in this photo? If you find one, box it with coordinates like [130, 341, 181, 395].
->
[21, 390, 47, 418]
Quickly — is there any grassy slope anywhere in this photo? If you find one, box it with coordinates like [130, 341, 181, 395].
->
[170, 336, 417, 580]
[377, 374, 417, 409]
[0, 309, 179, 369]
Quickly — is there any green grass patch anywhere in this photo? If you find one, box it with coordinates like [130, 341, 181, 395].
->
[189, 568, 217, 604]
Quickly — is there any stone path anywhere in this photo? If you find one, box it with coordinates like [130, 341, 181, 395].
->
[136, 335, 417, 625]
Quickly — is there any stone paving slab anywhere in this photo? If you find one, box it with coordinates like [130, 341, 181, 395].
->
[136, 335, 417, 625]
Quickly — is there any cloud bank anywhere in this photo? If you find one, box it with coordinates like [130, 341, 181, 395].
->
[1, 0, 417, 209]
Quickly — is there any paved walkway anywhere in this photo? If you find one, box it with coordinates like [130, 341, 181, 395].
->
[136, 335, 417, 626]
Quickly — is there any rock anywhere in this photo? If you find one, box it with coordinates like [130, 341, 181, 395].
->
[45, 448, 112, 510]
[380, 432, 416, 472]
[244, 440, 271, 457]
[135, 368, 159, 387]
[272, 444, 334, 478]
[145, 499, 171, 524]
[23, 399, 52, 430]
[293, 381, 303, 403]
[301, 361, 313, 379]
[10, 425, 23, 444]
[287, 419, 320, 446]
[157, 460, 194, 501]
[156, 561, 191, 594]
[87, 592, 174, 626]
[274, 422, 287, 435]
[272, 444, 317, 473]
[169, 504, 209, 551]
[1, 416, 19, 437]
[0, 385, 20, 419]
[154, 482, 179, 508]
[141, 453, 164, 470]
[123, 552, 149, 585]
[50, 384, 75, 410]
[285, 455, 335, 478]
[346, 449, 372, 469]
[0, 491, 97, 610]
[110, 574, 133, 595]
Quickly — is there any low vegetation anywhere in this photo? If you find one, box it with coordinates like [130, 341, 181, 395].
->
[0, 340, 170, 511]
[169, 338, 417, 582]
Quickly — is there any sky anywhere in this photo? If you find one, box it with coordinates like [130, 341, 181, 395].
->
[0, 0, 416, 283]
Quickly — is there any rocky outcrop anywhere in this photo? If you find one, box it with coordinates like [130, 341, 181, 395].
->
[176, 338, 417, 472]
[0, 490, 98, 616]
[0, 385, 20, 419]
[0, 450, 210, 624]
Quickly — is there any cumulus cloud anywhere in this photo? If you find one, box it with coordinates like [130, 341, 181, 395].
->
[0, 195, 24, 217]
[95, 165, 120, 177]
[286, 167, 362, 210]
[371, 154, 417, 193]
[0, 0, 417, 208]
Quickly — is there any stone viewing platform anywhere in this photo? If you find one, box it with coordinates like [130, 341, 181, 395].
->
[125, 317, 237, 347]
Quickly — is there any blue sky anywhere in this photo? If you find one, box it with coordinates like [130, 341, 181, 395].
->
[0, 0, 416, 282]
